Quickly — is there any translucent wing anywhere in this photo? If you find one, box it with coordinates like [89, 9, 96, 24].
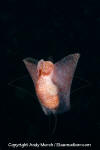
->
[23, 57, 38, 85]
[51, 53, 80, 113]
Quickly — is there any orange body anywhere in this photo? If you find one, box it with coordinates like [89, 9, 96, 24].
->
[36, 61, 59, 109]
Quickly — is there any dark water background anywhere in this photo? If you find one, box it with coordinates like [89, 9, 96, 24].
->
[1, 0, 100, 149]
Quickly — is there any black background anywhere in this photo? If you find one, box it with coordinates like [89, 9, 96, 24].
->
[2, 0, 100, 149]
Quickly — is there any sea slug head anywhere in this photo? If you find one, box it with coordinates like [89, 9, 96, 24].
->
[37, 60, 54, 77]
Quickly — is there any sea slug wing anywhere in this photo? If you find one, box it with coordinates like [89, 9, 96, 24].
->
[23, 57, 38, 85]
[52, 53, 80, 111]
